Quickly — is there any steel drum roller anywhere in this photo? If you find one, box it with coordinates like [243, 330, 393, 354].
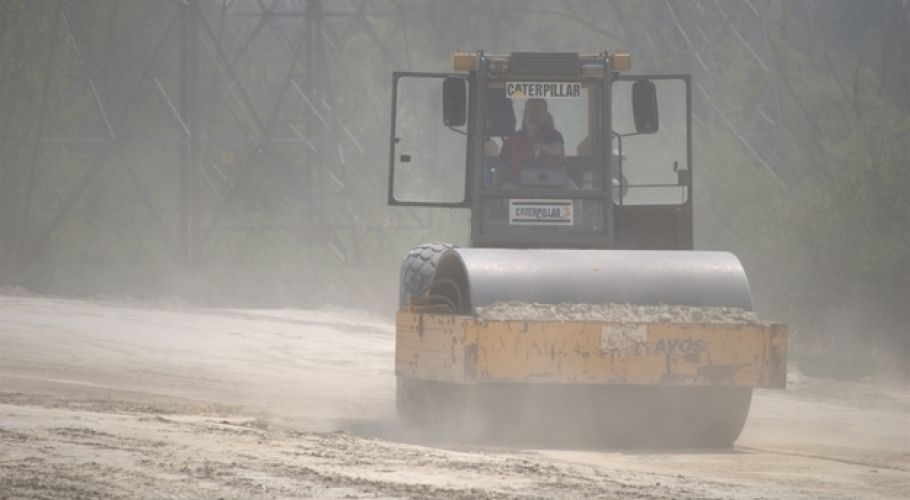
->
[429, 249, 754, 314]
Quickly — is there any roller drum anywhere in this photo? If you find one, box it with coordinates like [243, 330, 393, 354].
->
[400, 246, 758, 447]
[429, 248, 754, 314]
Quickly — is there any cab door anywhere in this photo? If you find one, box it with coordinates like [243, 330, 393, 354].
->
[388, 73, 471, 207]
[611, 75, 693, 250]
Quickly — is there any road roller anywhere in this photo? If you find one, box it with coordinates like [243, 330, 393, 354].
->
[387, 50, 787, 447]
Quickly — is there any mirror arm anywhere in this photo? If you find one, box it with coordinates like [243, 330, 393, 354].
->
[447, 126, 468, 136]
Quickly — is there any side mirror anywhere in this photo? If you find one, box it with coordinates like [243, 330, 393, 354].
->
[443, 78, 467, 127]
[632, 80, 659, 134]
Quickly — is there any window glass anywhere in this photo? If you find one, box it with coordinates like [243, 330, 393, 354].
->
[483, 81, 598, 191]
[611, 79, 688, 205]
[391, 76, 467, 203]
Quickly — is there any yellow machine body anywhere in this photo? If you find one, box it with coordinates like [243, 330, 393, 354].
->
[396, 312, 787, 389]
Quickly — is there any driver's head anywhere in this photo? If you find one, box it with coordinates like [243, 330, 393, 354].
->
[522, 98, 549, 134]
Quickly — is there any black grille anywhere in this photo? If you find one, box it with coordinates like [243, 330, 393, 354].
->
[510, 52, 579, 74]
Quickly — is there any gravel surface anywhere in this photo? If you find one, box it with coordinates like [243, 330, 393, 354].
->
[476, 301, 761, 323]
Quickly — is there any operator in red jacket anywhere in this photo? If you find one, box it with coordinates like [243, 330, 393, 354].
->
[496, 98, 566, 187]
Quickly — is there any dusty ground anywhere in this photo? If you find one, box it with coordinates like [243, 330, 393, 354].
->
[1, 294, 908, 499]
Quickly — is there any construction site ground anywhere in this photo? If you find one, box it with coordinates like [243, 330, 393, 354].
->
[1, 294, 907, 499]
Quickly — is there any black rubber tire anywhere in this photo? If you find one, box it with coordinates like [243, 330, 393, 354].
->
[398, 242, 454, 308]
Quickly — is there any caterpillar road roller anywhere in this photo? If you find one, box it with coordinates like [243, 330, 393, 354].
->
[387, 50, 786, 447]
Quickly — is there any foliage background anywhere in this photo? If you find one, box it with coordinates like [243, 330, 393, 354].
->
[0, 0, 907, 374]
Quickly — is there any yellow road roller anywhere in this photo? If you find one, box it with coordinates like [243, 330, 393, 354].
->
[387, 51, 786, 447]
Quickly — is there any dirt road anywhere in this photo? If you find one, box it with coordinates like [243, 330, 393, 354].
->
[1, 294, 907, 498]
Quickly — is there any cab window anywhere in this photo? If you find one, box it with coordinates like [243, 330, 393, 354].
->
[483, 81, 600, 191]
[611, 79, 689, 205]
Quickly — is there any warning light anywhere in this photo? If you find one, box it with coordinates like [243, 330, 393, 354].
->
[452, 51, 479, 71]
[611, 51, 631, 71]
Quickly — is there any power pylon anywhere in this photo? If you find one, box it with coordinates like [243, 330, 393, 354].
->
[17, 0, 416, 272]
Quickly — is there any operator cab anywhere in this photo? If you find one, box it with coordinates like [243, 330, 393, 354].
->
[388, 51, 692, 250]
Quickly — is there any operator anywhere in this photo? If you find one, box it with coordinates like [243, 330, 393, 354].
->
[495, 98, 566, 186]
